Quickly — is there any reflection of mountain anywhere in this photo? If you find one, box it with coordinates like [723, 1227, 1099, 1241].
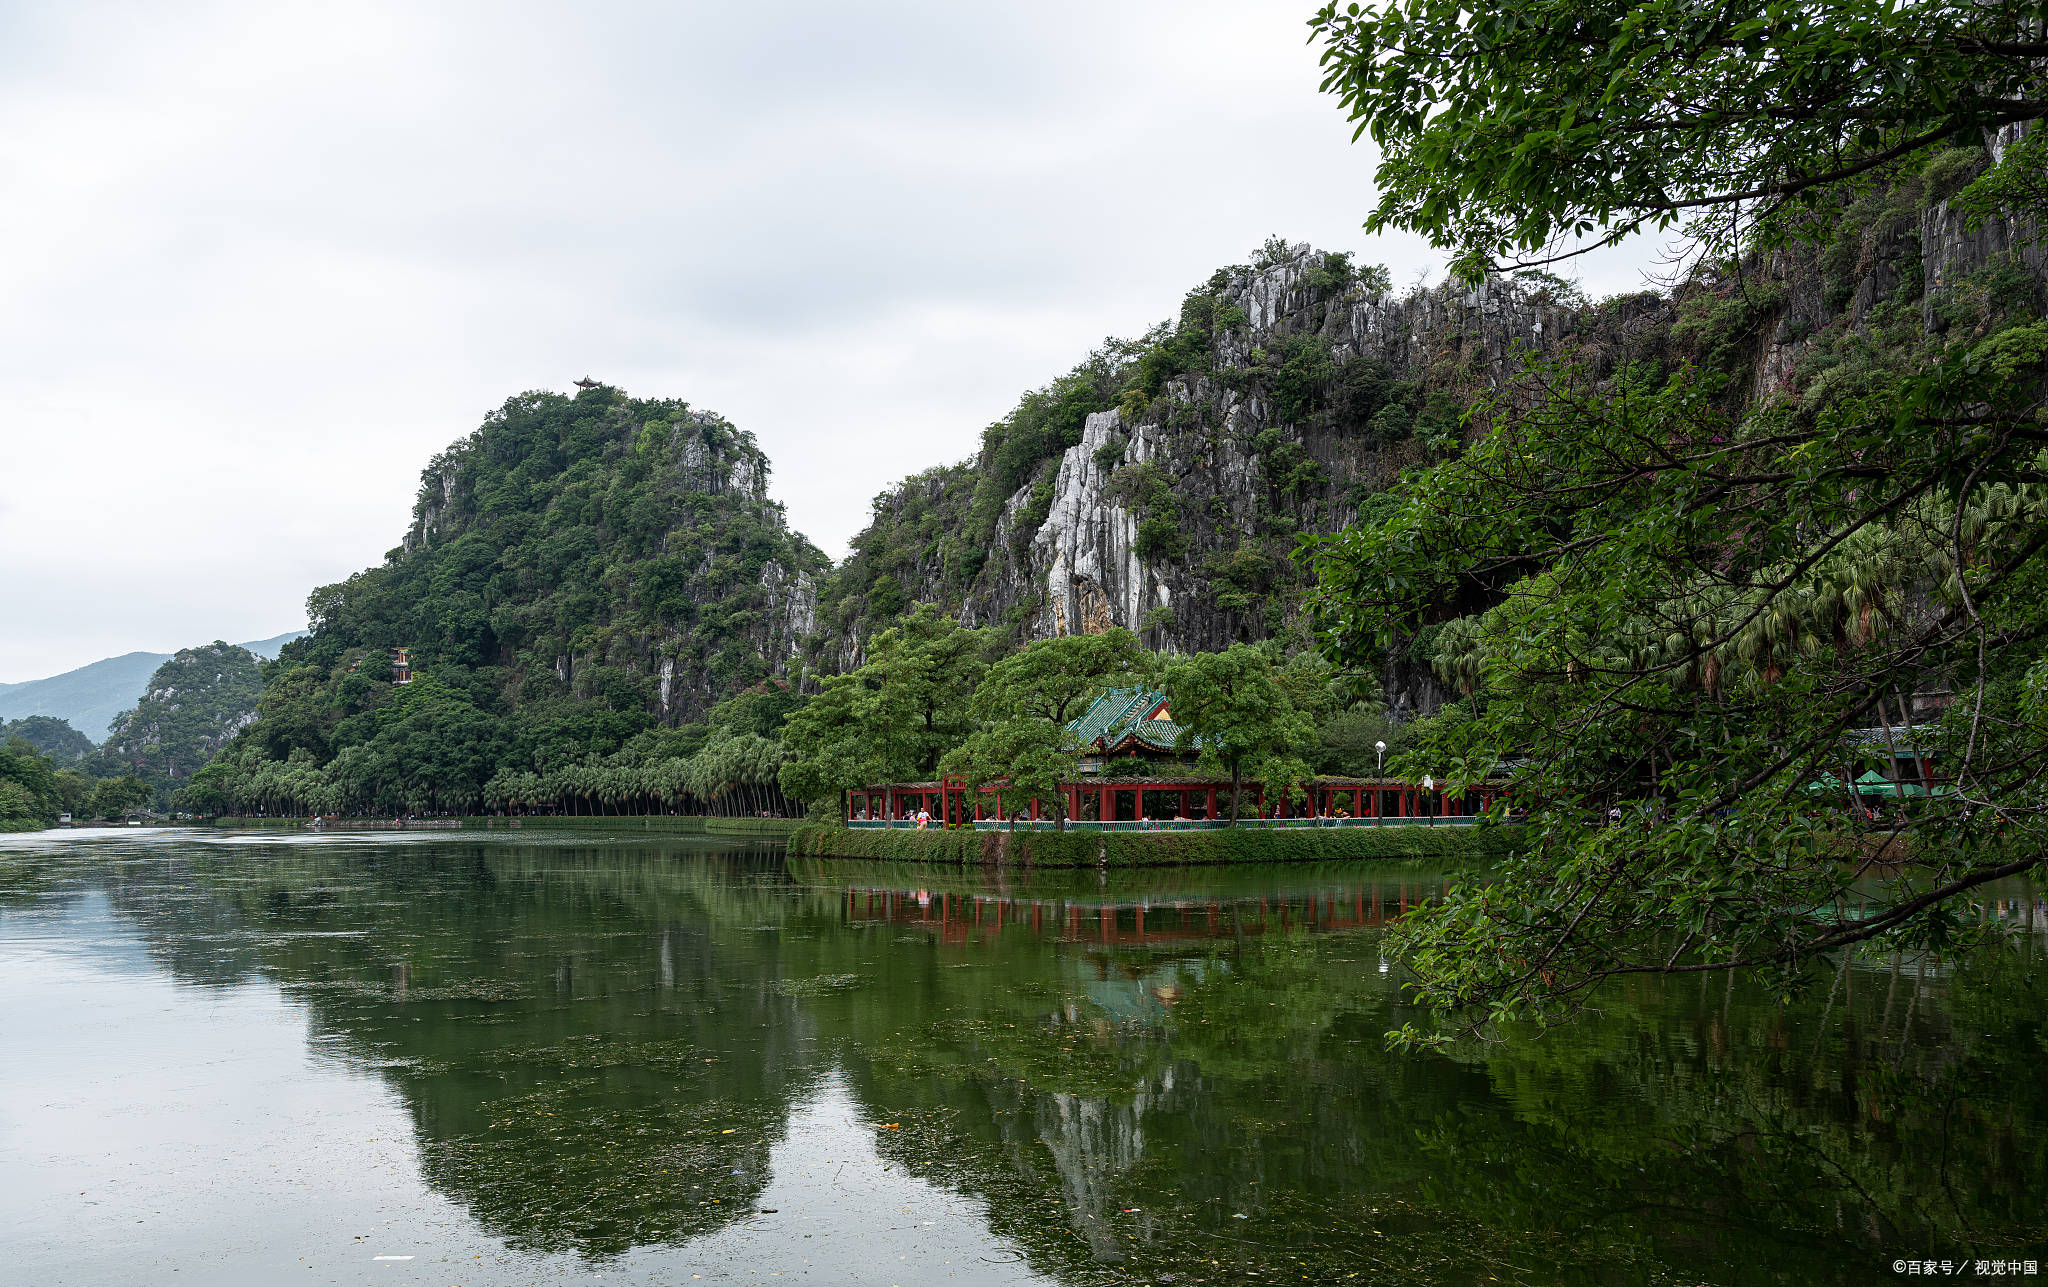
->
[52, 836, 2048, 1281]
[84, 841, 824, 1258]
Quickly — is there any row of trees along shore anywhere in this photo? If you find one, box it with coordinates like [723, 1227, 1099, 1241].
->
[1, 735, 151, 830]
[180, 705, 795, 819]
[175, 612, 1399, 823]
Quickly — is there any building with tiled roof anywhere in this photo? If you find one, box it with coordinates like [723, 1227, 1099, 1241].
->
[1064, 688, 1200, 768]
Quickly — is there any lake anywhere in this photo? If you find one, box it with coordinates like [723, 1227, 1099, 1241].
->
[1, 828, 2043, 1285]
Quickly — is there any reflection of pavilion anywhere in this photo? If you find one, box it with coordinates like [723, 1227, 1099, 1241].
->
[836, 882, 1428, 947]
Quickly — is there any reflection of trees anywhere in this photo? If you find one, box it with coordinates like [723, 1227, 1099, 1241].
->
[819, 912, 2048, 1283]
[54, 838, 2048, 1280]
[84, 841, 826, 1259]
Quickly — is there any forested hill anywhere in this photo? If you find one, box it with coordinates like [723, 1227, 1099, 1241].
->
[91, 642, 265, 793]
[190, 143, 2042, 821]
[187, 386, 827, 817]
[289, 385, 826, 721]
[0, 716, 95, 762]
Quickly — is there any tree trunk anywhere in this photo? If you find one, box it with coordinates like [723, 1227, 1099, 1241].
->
[1229, 765, 1242, 826]
[1839, 758, 1866, 821]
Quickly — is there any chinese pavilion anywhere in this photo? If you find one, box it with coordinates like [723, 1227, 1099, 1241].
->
[844, 680, 1496, 828]
[1065, 687, 1198, 768]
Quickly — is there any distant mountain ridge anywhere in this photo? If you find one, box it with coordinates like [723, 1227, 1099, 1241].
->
[0, 631, 305, 742]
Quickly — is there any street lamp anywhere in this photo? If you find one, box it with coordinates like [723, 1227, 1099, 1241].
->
[1375, 741, 1386, 827]
[1423, 773, 1435, 827]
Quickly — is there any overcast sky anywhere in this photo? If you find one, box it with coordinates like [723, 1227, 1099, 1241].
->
[0, 0, 1664, 683]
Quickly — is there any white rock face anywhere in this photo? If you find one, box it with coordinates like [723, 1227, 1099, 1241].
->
[1034, 411, 1143, 639]
[758, 562, 817, 645]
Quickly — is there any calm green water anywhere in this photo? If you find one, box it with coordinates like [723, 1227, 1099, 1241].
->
[1, 830, 2043, 1286]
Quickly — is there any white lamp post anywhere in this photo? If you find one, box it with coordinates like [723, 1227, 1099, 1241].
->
[1375, 741, 1386, 826]
[1423, 773, 1435, 827]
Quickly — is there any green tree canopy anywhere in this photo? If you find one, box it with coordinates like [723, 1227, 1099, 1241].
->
[1161, 645, 1315, 823]
[1311, 0, 2048, 277]
[851, 604, 998, 779]
[940, 628, 1153, 829]
[0, 738, 61, 826]
[969, 628, 1151, 726]
[780, 605, 998, 813]
[941, 718, 1081, 829]
[86, 775, 152, 821]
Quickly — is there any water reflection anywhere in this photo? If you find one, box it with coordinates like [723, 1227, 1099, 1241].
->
[834, 876, 1421, 945]
[1, 830, 2044, 1285]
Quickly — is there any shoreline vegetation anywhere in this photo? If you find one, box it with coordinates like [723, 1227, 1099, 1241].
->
[199, 815, 803, 837]
[786, 821, 1524, 867]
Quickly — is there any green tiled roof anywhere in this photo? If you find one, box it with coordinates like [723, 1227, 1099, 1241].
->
[1132, 719, 1191, 752]
[1067, 688, 1157, 745]
[1065, 688, 1200, 754]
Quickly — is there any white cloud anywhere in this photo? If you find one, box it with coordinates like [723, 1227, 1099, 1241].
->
[0, 0, 1665, 681]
